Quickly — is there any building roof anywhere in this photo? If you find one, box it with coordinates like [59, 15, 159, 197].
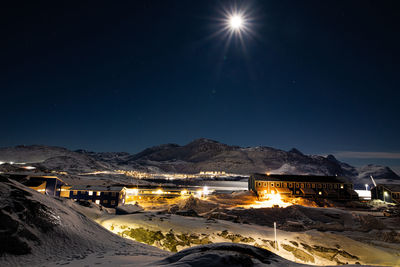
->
[29, 175, 67, 185]
[69, 185, 125, 192]
[376, 184, 400, 192]
[24, 179, 46, 187]
[251, 173, 350, 183]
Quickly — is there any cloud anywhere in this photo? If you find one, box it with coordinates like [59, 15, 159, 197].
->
[333, 151, 400, 159]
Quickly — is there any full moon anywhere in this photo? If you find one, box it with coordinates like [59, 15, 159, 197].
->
[229, 15, 243, 30]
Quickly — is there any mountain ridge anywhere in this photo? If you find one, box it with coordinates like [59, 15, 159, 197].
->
[0, 139, 399, 186]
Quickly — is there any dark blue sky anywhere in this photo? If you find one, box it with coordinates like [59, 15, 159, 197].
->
[1, 1, 399, 171]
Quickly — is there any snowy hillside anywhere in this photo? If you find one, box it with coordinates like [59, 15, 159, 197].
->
[0, 175, 167, 266]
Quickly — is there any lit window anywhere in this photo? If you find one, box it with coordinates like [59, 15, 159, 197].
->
[312, 184, 315, 188]
[103, 200, 108, 204]
[95, 200, 100, 204]
[319, 191, 322, 195]
[340, 184, 344, 189]
[73, 190, 77, 195]
[88, 191, 93, 196]
[111, 192, 116, 197]
[96, 192, 101, 196]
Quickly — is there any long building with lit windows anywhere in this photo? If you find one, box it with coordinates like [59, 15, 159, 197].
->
[4, 173, 209, 208]
[67, 185, 127, 208]
[249, 173, 358, 200]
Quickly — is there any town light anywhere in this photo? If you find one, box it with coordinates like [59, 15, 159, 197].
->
[22, 166, 36, 170]
[384, 191, 388, 202]
[133, 188, 139, 196]
[250, 191, 291, 208]
[203, 186, 209, 196]
[154, 189, 163, 195]
[196, 190, 203, 198]
[365, 184, 369, 191]
[180, 190, 188, 196]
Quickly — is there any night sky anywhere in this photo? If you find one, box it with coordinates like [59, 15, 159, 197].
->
[1, 1, 399, 172]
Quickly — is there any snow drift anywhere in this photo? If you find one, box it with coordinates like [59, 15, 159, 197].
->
[0, 175, 167, 266]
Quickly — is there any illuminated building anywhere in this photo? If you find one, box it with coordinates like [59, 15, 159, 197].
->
[248, 173, 358, 201]
[68, 185, 127, 208]
[371, 184, 400, 204]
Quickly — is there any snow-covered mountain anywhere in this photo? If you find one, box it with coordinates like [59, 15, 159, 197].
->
[0, 145, 113, 173]
[0, 139, 398, 186]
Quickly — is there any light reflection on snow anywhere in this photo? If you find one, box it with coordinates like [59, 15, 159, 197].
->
[244, 192, 292, 208]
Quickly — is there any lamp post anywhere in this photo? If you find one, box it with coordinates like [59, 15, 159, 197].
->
[384, 191, 388, 203]
[274, 222, 277, 250]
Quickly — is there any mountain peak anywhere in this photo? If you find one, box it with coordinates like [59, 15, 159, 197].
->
[326, 154, 338, 162]
[187, 138, 220, 145]
[288, 148, 303, 155]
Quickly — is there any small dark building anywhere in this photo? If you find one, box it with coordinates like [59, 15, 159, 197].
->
[26, 176, 67, 197]
[6, 174, 67, 197]
[371, 184, 400, 204]
[249, 173, 358, 201]
[68, 185, 126, 208]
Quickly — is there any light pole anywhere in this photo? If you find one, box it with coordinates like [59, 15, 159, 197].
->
[274, 222, 277, 250]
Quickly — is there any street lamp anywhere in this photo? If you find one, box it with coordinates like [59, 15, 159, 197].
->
[384, 191, 388, 203]
[365, 184, 369, 191]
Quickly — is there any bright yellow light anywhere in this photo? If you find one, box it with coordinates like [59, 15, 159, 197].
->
[126, 188, 139, 196]
[154, 189, 163, 195]
[196, 190, 203, 198]
[230, 15, 243, 29]
[248, 192, 292, 208]
[203, 186, 209, 196]
[180, 190, 188, 196]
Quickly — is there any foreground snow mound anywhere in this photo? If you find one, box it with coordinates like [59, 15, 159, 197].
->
[0, 176, 167, 266]
[116, 204, 144, 214]
[150, 243, 303, 267]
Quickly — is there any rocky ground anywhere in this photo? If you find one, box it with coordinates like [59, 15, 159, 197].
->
[91, 194, 400, 266]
